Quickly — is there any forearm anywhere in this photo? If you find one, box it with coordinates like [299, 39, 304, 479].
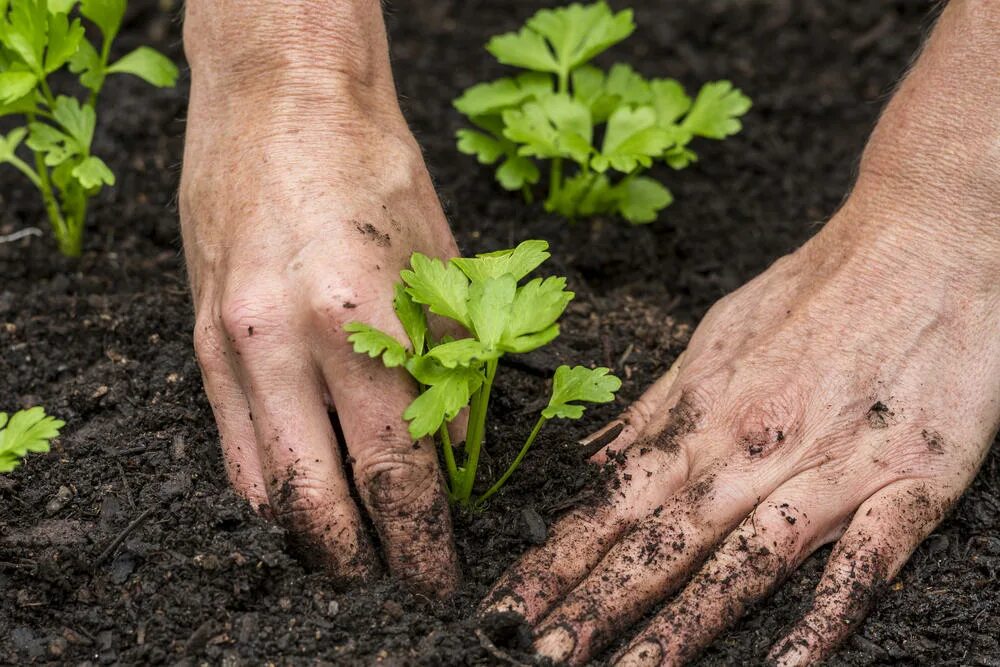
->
[183, 0, 399, 113]
[844, 0, 1000, 264]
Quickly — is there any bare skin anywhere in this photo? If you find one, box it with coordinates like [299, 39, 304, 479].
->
[181, 1, 461, 594]
[483, 2, 1000, 664]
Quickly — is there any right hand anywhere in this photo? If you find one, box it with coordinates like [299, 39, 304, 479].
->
[179, 2, 461, 594]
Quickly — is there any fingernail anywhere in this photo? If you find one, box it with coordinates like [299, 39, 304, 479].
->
[483, 595, 527, 618]
[535, 626, 577, 662]
[614, 640, 663, 667]
[578, 421, 625, 458]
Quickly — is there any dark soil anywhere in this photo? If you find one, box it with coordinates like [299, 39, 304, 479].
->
[2, 1, 998, 665]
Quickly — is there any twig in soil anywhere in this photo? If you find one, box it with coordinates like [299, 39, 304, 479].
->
[0, 227, 43, 244]
[116, 460, 136, 509]
[475, 628, 532, 667]
[616, 342, 635, 370]
[94, 506, 156, 565]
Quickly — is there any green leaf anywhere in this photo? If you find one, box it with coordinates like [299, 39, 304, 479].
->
[650, 78, 692, 126]
[79, 0, 125, 40]
[71, 154, 114, 188]
[0, 126, 27, 160]
[511, 2, 634, 76]
[467, 275, 516, 347]
[591, 105, 673, 174]
[500, 324, 561, 354]
[456, 129, 506, 165]
[401, 253, 471, 328]
[454, 72, 552, 117]
[614, 176, 673, 224]
[544, 170, 616, 219]
[425, 338, 501, 368]
[542, 365, 621, 420]
[664, 144, 697, 170]
[2, 0, 47, 72]
[52, 95, 94, 148]
[106, 46, 178, 87]
[682, 80, 752, 139]
[496, 155, 540, 190]
[502, 93, 592, 164]
[503, 276, 574, 343]
[0, 87, 39, 117]
[0, 70, 37, 104]
[26, 121, 79, 166]
[47, 0, 78, 13]
[451, 239, 551, 282]
[44, 10, 84, 73]
[344, 322, 408, 368]
[68, 38, 103, 91]
[403, 366, 483, 439]
[393, 283, 427, 355]
[0, 407, 64, 473]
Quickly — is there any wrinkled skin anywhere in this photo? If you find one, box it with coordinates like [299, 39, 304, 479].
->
[483, 2, 1000, 663]
[180, 2, 461, 593]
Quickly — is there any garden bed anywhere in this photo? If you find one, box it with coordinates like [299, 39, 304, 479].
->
[1, 1, 998, 664]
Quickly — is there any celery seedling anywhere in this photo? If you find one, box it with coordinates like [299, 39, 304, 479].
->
[454, 1, 751, 224]
[345, 240, 621, 508]
[0, 406, 64, 472]
[0, 0, 178, 256]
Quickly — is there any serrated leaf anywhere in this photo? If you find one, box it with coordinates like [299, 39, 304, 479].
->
[503, 276, 574, 344]
[344, 322, 408, 368]
[106, 46, 178, 87]
[0, 86, 39, 117]
[451, 239, 550, 282]
[0, 407, 64, 473]
[2, 0, 47, 72]
[682, 80, 751, 139]
[501, 324, 561, 354]
[71, 154, 113, 188]
[522, 2, 634, 76]
[79, 0, 125, 40]
[467, 275, 516, 348]
[502, 93, 592, 164]
[0, 126, 27, 160]
[614, 176, 673, 224]
[496, 154, 540, 190]
[393, 283, 427, 355]
[456, 129, 506, 165]
[52, 95, 94, 147]
[0, 70, 37, 104]
[454, 72, 552, 117]
[425, 338, 501, 368]
[542, 365, 621, 420]
[26, 121, 78, 165]
[650, 78, 692, 126]
[401, 253, 470, 328]
[486, 26, 559, 74]
[68, 38, 103, 91]
[47, 0, 78, 13]
[664, 144, 697, 170]
[403, 367, 483, 439]
[44, 11, 83, 73]
[591, 105, 673, 173]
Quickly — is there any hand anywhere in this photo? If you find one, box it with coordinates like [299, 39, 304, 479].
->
[179, 2, 460, 593]
[482, 199, 1000, 663]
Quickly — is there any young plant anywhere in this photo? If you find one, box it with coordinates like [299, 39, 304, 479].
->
[0, 406, 64, 472]
[345, 240, 622, 508]
[454, 1, 751, 224]
[0, 0, 179, 256]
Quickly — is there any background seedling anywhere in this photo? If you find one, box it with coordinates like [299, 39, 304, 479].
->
[0, 0, 178, 256]
[454, 1, 751, 224]
[0, 406, 64, 472]
[346, 240, 621, 508]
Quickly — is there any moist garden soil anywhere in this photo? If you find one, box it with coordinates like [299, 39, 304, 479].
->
[2, 1, 998, 665]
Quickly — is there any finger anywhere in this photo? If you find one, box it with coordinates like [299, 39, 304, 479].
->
[192, 321, 267, 507]
[481, 442, 691, 624]
[613, 478, 847, 667]
[324, 326, 460, 597]
[580, 352, 687, 463]
[221, 309, 378, 582]
[532, 470, 757, 665]
[768, 480, 953, 667]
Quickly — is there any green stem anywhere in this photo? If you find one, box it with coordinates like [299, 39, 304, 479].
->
[474, 415, 548, 508]
[522, 184, 534, 204]
[455, 359, 497, 504]
[27, 114, 70, 251]
[547, 70, 571, 205]
[6, 156, 41, 189]
[439, 422, 458, 491]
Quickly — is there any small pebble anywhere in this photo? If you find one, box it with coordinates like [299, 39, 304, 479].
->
[520, 507, 547, 544]
[45, 485, 73, 515]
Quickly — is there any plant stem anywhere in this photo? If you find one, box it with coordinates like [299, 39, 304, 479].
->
[547, 70, 571, 205]
[27, 114, 70, 252]
[439, 422, 459, 491]
[6, 155, 41, 189]
[455, 359, 497, 504]
[474, 415, 548, 508]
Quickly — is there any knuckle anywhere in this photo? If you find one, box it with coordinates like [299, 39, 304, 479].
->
[219, 288, 283, 343]
[192, 320, 227, 373]
[306, 283, 364, 333]
[355, 450, 439, 520]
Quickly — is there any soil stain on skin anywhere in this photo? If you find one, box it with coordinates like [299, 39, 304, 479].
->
[866, 400, 894, 429]
[642, 392, 701, 455]
[354, 221, 391, 247]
